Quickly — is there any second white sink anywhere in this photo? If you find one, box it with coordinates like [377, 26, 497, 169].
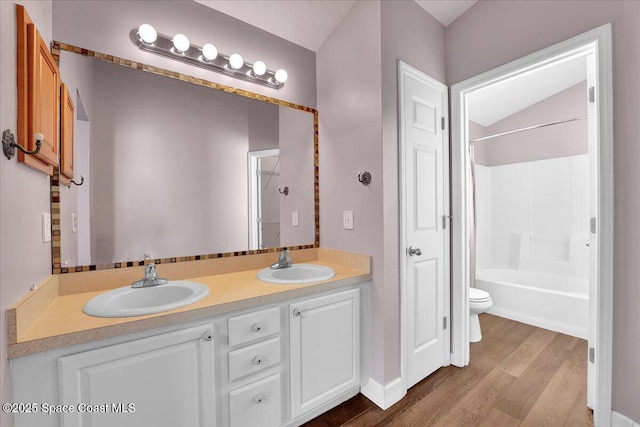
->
[257, 264, 336, 284]
[83, 280, 209, 318]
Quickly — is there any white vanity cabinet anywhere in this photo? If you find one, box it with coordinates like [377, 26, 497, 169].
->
[289, 288, 361, 420]
[11, 284, 366, 427]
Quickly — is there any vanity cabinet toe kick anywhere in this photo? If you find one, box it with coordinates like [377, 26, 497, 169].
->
[10, 283, 368, 427]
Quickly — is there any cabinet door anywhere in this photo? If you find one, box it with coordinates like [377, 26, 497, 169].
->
[27, 23, 60, 168]
[16, 5, 58, 175]
[60, 83, 75, 180]
[290, 288, 360, 419]
[58, 324, 215, 427]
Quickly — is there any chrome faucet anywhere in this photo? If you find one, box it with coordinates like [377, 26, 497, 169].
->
[132, 263, 168, 288]
[270, 249, 292, 269]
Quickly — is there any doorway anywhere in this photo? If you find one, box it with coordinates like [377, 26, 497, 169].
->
[450, 24, 613, 424]
[248, 149, 281, 250]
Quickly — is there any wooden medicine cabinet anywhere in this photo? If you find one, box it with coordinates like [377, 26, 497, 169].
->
[16, 4, 60, 175]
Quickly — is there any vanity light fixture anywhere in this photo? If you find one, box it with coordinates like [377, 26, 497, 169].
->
[130, 25, 287, 89]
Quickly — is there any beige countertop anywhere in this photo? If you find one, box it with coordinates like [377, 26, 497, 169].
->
[7, 249, 370, 358]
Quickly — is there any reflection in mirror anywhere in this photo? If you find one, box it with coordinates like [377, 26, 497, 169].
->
[56, 45, 317, 271]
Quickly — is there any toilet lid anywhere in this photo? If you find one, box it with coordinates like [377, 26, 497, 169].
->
[469, 288, 490, 302]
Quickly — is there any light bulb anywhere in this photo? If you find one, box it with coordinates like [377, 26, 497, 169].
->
[275, 69, 288, 84]
[201, 43, 218, 61]
[252, 61, 266, 76]
[172, 34, 190, 53]
[138, 24, 157, 44]
[229, 53, 244, 70]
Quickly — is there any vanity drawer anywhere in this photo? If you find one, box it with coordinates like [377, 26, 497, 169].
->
[230, 373, 281, 427]
[228, 306, 280, 348]
[229, 337, 280, 381]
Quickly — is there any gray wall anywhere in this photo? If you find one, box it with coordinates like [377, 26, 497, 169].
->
[0, 3, 54, 426]
[318, 0, 446, 386]
[446, 0, 640, 420]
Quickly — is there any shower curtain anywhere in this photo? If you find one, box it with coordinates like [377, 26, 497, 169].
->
[469, 144, 476, 288]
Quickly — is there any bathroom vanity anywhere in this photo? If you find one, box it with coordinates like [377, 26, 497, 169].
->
[8, 249, 370, 427]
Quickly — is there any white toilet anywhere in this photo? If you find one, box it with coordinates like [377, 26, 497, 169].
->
[469, 288, 493, 342]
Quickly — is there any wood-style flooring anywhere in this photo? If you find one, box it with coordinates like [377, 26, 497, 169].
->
[304, 314, 593, 427]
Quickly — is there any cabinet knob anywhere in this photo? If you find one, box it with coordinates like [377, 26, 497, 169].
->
[293, 308, 301, 317]
[201, 331, 213, 342]
[253, 355, 263, 365]
[254, 394, 264, 404]
[252, 323, 262, 332]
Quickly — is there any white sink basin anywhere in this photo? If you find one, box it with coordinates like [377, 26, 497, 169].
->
[257, 264, 336, 284]
[83, 280, 209, 318]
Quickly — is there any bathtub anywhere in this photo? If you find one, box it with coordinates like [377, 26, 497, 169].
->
[475, 268, 588, 339]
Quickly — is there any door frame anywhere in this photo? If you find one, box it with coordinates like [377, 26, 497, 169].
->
[247, 148, 280, 250]
[450, 24, 613, 425]
[398, 61, 451, 395]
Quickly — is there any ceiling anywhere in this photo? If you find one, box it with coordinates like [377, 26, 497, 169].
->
[194, 0, 476, 52]
[468, 55, 588, 127]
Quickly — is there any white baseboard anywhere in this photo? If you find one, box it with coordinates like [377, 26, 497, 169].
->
[361, 377, 405, 410]
[612, 410, 640, 427]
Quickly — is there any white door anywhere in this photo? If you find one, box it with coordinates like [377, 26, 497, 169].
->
[399, 61, 450, 389]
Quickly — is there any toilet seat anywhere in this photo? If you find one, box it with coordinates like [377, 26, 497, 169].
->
[469, 288, 490, 302]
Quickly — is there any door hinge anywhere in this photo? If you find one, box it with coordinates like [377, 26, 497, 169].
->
[589, 347, 595, 363]
[589, 86, 595, 103]
[443, 316, 448, 330]
[590, 217, 597, 234]
[442, 214, 451, 229]
[441, 116, 446, 130]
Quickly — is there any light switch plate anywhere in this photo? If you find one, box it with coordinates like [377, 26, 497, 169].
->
[71, 213, 78, 233]
[42, 212, 51, 242]
[343, 210, 354, 230]
[292, 211, 299, 227]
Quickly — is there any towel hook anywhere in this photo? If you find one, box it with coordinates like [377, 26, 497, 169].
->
[278, 186, 289, 195]
[358, 171, 372, 186]
[70, 175, 85, 186]
[3, 129, 43, 160]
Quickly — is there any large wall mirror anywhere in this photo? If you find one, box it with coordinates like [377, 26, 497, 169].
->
[52, 42, 318, 274]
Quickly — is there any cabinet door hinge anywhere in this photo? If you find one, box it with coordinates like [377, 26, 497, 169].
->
[589, 347, 595, 363]
[441, 116, 446, 130]
[589, 86, 595, 103]
[443, 316, 448, 330]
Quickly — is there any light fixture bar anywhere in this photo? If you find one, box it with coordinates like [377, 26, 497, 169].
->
[129, 29, 285, 89]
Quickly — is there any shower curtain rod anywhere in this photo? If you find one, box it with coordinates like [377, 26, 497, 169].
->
[468, 115, 587, 143]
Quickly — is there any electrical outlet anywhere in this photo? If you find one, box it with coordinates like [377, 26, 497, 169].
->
[42, 212, 51, 242]
[71, 213, 78, 233]
[292, 211, 299, 227]
[343, 210, 354, 230]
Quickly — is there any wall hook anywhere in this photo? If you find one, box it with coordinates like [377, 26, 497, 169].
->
[278, 186, 289, 196]
[358, 171, 372, 186]
[2, 129, 43, 160]
[71, 175, 85, 186]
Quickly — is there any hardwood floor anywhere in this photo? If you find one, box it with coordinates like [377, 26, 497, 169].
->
[304, 314, 593, 427]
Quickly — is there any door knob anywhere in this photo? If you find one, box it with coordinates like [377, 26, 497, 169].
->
[408, 246, 422, 256]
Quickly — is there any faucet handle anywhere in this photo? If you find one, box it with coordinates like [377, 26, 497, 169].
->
[145, 263, 157, 279]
